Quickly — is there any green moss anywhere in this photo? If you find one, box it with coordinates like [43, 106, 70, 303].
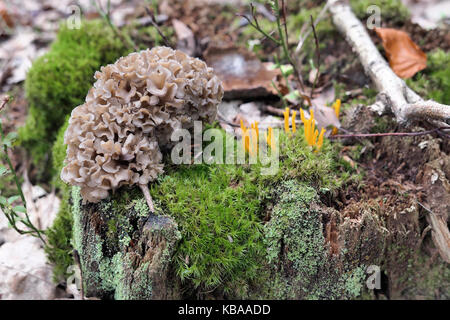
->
[51, 116, 69, 188]
[406, 49, 450, 105]
[44, 189, 74, 282]
[44, 118, 73, 282]
[350, 0, 410, 25]
[19, 20, 130, 165]
[275, 128, 361, 190]
[150, 163, 266, 296]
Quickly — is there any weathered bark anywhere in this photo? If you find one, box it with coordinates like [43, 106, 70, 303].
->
[327, 0, 450, 264]
[71, 187, 181, 299]
[262, 181, 388, 300]
[327, 0, 450, 126]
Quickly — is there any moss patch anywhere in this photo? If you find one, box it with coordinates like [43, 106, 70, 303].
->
[44, 188, 74, 282]
[44, 116, 72, 282]
[406, 49, 450, 105]
[150, 163, 267, 297]
[19, 20, 130, 166]
[349, 0, 410, 25]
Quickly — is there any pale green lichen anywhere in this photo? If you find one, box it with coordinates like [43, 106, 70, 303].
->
[132, 198, 150, 217]
[71, 186, 83, 256]
[263, 180, 367, 300]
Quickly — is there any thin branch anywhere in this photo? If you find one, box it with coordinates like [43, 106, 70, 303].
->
[139, 184, 155, 213]
[145, 7, 173, 48]
[329, 127, 450, 139]
[295, 1, 331, 54]
[0, 95, 46, 243]
[309, 15, 321, 102]
[327, 0, 450, 126]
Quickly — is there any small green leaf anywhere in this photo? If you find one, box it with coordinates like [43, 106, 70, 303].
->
[0, 195, 7, 205]
[0, 165, 8, 176]
[2, 132, 18, 147]
[284, 90, 301, 102]
[280, 64, 293, 76]
[13, 205, 27, 214]
[7, 195, 20, 204]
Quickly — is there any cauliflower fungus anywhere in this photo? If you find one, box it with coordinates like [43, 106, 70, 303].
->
[61, 47, 223, 208]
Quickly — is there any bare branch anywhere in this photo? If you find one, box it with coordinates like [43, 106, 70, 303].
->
[327, 0, 450, 126]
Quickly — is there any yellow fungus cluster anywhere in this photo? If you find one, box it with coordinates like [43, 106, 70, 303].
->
[240, 120, 275, 155]
[300, 109, 325, 152]
[283, 105, 326, 152]
[241, 99, 341, 155]
[265, 127, 276, 150]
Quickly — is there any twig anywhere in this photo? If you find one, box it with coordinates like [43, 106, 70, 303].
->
[139, 184, 155, 213]
[236, 5, 280, 45]
[329, 127, 450, 139]
[309, 15, 321, 101]
[0, 95, 46, 244]
[92, 0, 138, 51]
[145, 7, 173, 48]
[327, 0, 450, 126]
[295, 1, 331, 54]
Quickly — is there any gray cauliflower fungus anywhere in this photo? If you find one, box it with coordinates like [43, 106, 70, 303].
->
[61, 46, 223, 205]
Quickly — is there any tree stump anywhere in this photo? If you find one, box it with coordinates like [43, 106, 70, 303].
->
[71, 187, 181, 299]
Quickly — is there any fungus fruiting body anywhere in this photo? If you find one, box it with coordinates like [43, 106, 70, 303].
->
[300, 109, 326, 151]
[61, 47, 223, 208]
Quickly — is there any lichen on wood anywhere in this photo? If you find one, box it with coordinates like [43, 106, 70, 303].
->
[71, 186, 181, 299]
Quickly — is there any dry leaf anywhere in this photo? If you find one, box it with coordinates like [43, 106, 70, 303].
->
[375, 27, 427, 79]
[172, 19, 196, 57]
[312, 104, 341, 132]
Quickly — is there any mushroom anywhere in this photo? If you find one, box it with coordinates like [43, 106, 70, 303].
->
[61, 46, 223, 211]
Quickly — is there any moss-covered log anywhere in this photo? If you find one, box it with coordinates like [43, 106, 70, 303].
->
[70, 179, 388, 300]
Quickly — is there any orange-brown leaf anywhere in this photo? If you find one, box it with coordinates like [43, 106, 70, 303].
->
[375, 27, 427, 79]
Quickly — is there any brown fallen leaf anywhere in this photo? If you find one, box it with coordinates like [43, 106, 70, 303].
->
[375, 27, 427, 79]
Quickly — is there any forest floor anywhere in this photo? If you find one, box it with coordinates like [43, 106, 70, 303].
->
[0, 0, 449, 299]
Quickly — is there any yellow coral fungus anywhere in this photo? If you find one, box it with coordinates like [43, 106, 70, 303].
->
[291, 111, 297, 133]
[265, 127, 276, 150]
[331, 99, 341, 135]
[240, 119, 250, 153]
[300, 108, 326, 152]
[333, 99, 341, 117]
[283, 107, 290, 133]
[241, 120, 260, 155]
[250, 121, 259, 153]
[316, 128, 326, 151]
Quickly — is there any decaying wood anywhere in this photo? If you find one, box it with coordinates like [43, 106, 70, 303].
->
[327, 0, 450, 263]
[327, 0, 450, 126]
